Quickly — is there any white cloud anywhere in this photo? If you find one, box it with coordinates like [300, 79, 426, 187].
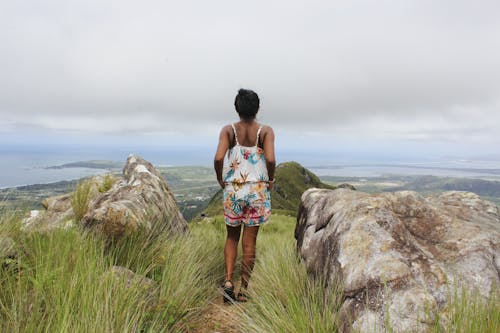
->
[1, 0, 499, 152]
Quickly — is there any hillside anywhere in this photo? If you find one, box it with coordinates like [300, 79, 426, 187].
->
[384, 175, 500, 196]
[203, 161, 336, 217]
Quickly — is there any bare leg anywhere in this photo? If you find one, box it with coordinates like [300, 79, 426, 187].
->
[240, 225, 260, 294]
[224, 224, 241, 286]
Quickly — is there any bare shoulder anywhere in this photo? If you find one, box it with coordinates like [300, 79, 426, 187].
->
[220, 124, 233, 135]
[261, 125, 275, 136]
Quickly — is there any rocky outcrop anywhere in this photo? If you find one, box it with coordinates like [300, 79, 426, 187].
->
[22, 174, 111, 231]
[22, 155, 187, 238]
[295, 188, 500, 332]
[82, 155, 187, 237]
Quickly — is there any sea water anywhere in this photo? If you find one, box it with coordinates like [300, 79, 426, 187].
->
[1, 147, 499, 189]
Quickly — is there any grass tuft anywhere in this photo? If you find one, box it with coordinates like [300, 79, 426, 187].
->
[71, 179, 93, 222]
[98, 174, 116, 193]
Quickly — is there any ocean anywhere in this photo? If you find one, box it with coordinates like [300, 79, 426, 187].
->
[1, 148, 500, 189]
[0, 147, 212, 189]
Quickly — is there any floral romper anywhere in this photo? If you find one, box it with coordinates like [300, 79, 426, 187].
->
[222, 123, 271, 227]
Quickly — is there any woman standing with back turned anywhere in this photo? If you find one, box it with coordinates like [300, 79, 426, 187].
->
[214, 89, 276, 303]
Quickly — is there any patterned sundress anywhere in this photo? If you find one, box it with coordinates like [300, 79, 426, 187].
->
[222, 123, 271, 226]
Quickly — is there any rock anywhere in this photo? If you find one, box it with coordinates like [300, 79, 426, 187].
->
[82, 155, 187, 238]
[42, 193, 72, 212]
[22, 209, 74, 231]
[21, 174, 112, 231]
[295, 188, 500, 332]
[0, 236, 16, 259]
[21, 155, 187, 237]
[106, 266, 158, 308]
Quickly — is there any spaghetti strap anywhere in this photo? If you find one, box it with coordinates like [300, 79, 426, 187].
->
[231, 123, 240, 146]
[256, 125, 263, 146]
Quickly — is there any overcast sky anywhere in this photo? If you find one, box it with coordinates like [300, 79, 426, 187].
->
[1, 0, 499, 161]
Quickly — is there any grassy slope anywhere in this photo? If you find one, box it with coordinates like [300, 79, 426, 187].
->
[1, 210, 498, 332]
[0, 211, 226, 332]
[203, 161, 336, 218]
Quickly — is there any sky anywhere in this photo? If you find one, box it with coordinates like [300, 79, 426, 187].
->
[1, 0, 499, 163]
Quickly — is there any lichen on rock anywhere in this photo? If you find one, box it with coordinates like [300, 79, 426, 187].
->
[295, 188, 500, 332]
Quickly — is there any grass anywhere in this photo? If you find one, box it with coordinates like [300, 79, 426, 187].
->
[0, 211, 225, 332]
[236, 214, 343, 332]
[1, 209, 499, 332]
[98, 173, 116, 193]
[435, 284, 500, 332]
[71, 179, 93, 222]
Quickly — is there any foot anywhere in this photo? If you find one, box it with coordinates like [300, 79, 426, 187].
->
[222, 280, 236, 304]
[237, 290, 250, 302]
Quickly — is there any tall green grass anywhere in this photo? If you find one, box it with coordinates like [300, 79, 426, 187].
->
[1, 209, 498, 332]
[0, 212, 226, 332]
[235, 215, 343, 332]
[71, 179, 93, 222]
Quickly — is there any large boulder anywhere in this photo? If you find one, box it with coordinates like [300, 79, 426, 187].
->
[82, 155, 187, 237]
[21, 174, 111, 231]
[295, 188, 500, 332]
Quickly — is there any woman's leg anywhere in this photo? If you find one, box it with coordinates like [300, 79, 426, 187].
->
[224, 224, 242, 284]
[240, 225, 260, 291]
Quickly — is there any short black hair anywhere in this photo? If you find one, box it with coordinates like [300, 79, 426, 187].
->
[234, 89, 259, 120]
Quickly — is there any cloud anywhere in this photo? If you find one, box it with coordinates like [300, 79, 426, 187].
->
[1, 0, 499, 148]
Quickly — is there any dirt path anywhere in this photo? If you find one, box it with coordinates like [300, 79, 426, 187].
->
[194, 281, 245, 333]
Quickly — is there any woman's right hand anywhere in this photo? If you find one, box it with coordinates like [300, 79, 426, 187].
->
[267, 179, 274, 191]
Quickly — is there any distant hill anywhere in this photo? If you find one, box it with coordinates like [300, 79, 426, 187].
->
[385, 175, 500, 197]
[44, 160, 123, 170]
[202, 161, 336, 217]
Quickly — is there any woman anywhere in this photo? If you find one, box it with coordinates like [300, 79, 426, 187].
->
[214, 88, 276, 303]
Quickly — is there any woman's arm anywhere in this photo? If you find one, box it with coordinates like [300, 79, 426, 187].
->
[214, 126, 230, 189]
[263, 126, 276, 190]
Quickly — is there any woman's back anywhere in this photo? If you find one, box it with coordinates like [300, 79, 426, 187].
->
[223, 122, 268, 184]
[229, 122, 263, 148]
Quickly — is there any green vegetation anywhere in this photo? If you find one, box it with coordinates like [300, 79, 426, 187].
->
[0, 165, 219, 220]
[0, 210, 225, 332]
[1, 210, 498, 332]
[158, 166, 220, 221]
[98, 173, 116, 193]
[272, 162, 335, 213]
[71, 179, 93, 222]
[385, 175, 500, 197]
[1, 163, 499, 332]
[0, 180, 77, 212]
[236, 215, 343, 332]
[45, 160, 123, 170]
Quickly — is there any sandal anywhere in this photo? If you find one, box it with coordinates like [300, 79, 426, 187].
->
[222, 280, 236, 304]
[237, 291, 251, 302]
